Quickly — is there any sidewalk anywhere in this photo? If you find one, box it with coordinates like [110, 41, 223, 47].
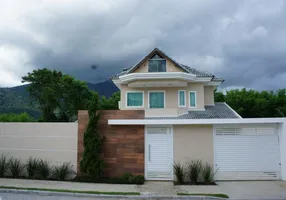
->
[1, 178, 286, 199]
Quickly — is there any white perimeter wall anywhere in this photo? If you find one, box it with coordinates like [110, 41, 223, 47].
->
[0, 123, 78, 172]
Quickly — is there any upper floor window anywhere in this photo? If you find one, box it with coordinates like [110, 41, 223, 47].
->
[149, 91, 165, 108]
[148, 54, 166, 72]
[189, 91, 196, 108]
[178, 90, 186, 107]
[126, 91, 144, 107]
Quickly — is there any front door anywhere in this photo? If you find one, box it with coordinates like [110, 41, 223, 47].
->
[145, 126, 173, 180]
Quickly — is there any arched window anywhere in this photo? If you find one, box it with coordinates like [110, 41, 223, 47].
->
[148, 54, 166, 72]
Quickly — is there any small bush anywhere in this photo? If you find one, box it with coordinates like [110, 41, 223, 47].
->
[0, 155, 10, 177]
[187, 159, 202, 184]
[202, 163, 216, 184]
[26, 157, 40, 179]
[0, 113, 35, 122]
[9, 158, 24, 178]
[173, 162, 184, 184]
[53, 162, 74, 181]
[132, 175, 144, 185]
[37, 160, 52, 180]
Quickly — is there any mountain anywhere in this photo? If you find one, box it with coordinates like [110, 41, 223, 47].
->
[0, 80, 119, 118]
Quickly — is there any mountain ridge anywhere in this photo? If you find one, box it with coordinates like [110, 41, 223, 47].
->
[0, 80, 119, 118]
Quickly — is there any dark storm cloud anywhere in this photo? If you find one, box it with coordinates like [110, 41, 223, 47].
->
[1, 0, 286, 90]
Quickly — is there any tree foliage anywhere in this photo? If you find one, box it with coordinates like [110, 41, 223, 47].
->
[215, 88, 286, 118]
[22, 68, 92, 122]
[80, 92, 104, 180]
[100, 91, 120, 110]
[0, 113, 35, 122]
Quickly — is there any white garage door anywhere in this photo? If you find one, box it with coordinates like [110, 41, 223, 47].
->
[215, 125, 281, 180]
[145, 126, 173, 180]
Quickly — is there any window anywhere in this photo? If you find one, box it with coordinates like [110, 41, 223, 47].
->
[178, 90, 186, 107]
[149, 91, 165, 108]
[126, 92, 143, 107]
[148, 54, 166, 72]
[189, 91, 196, 108]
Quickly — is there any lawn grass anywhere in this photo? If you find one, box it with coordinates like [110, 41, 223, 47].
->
[0, 186, 140, 195]
[177, 193, 229, 198]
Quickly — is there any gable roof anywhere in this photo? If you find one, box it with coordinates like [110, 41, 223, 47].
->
[145, 102, 241, 119]
[110, 48, 224, 82]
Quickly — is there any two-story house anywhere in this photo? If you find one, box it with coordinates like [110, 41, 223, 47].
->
[78, 48, 284, 181]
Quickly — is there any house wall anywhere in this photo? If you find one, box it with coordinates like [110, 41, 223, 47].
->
[77, 110, 145, 177]
[0, 123, 77, 172]
[173, 125, 214, 167]
[204, 86, 215, 106]
[133, 59, 184, 73]
[120, 82, 205, 116]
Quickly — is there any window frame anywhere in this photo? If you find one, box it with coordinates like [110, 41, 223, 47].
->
[189, 91, 197, 108]
[148, 90, 166, 109]
[178, 90, 186, 107]
[126, 91, 144, 108]
[148, 54, 167, 72]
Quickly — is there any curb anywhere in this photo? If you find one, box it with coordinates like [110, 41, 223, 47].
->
[0, 188, 227, 199]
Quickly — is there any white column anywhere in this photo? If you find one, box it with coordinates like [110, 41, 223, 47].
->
[280, 119, 286, 180]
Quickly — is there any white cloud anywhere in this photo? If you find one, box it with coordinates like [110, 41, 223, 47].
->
[0, 0, 285, 90]
[0, 45, 33, 87]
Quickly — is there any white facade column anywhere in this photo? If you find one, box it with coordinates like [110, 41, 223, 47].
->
[280, 119, 286, 180]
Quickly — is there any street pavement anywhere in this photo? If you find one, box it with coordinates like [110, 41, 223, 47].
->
[0, 193, 115, 200]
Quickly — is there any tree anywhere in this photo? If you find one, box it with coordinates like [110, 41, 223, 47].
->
[22, 68, 92, 122]
[100, 91, 120, 110]
[80, 92, 104, 180]
[214, 88, 286, 118]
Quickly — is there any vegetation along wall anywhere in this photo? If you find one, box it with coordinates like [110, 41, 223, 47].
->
[77, 110, 145, 177]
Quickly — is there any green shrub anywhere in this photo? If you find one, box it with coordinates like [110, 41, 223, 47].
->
[9, 158, 24, 178]
[202, 163, 216, 184]
[37, 160, 52, 180]
[80, 93, 104, 180]
[52, 162, 75, 181]
[132, 175, 144, 185]
[187, 159, 202, 184]
[173, 162, 184, 184]
[26, 157, 40, 179]
[0, 155, 10, 177]
[0, 113, 35, 122]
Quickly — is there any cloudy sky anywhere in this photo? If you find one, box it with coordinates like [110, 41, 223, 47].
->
[0, 0, 286, 90]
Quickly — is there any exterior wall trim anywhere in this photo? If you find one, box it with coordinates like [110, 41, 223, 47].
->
[108, 118, 286, 125]
[125, 90, 145, 108]
[119, 72, 196, 83]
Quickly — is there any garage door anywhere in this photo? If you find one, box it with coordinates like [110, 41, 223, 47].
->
[145, 126, 173, 180]
[215, 125, 281, 180]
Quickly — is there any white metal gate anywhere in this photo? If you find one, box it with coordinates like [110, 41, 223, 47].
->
[215, 124, 281, 180]
[145, 126, 173, 180]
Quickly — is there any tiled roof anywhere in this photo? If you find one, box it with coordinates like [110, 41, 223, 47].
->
[179, 64, 213, 77]
[110, 48, 224, 82]
[145, 103, 240, 120]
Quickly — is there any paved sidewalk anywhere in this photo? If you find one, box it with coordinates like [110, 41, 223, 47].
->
[1, 178, 286, 199]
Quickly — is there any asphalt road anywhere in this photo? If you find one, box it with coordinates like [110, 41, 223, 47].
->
[0, 193, 116, 200]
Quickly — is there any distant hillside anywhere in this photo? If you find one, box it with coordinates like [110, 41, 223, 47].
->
[0, 80, 119, 118]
